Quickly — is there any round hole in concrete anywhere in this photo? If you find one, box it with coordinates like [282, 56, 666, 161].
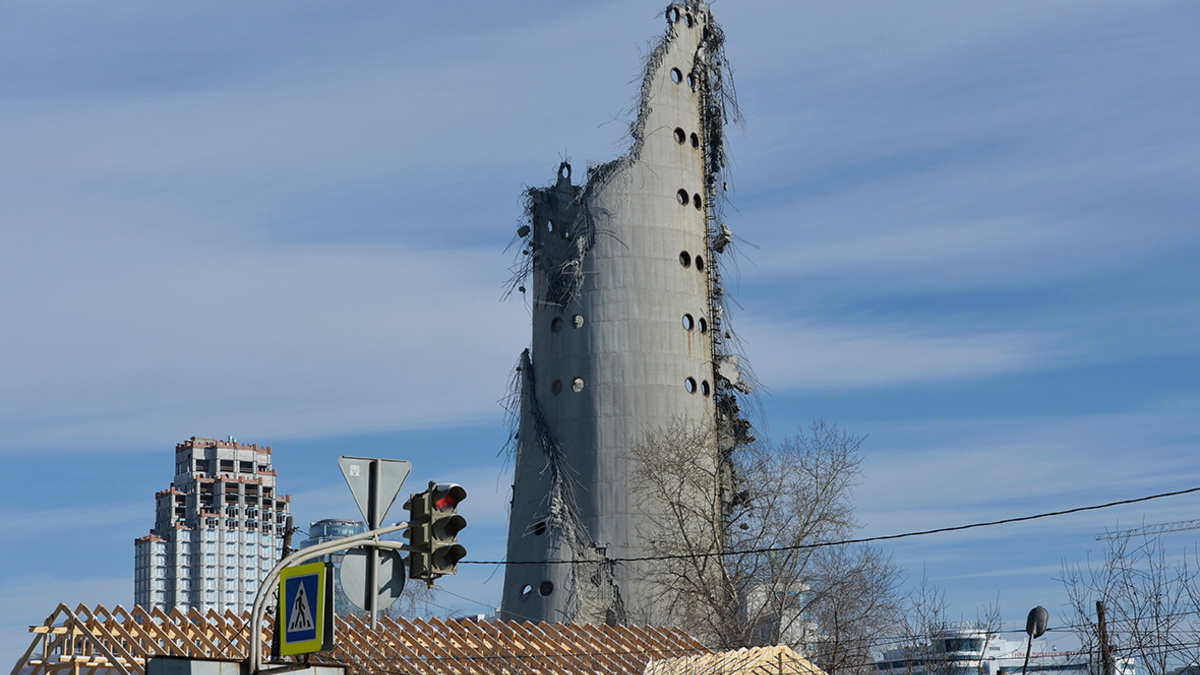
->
[520, 585, 533, 601]
[674, 127, 686, 144]
[677, 189, 689, 205]
[572, 377, 585, 393]
[533, 521, 547, 536]
[539, 581, 554, 597]
[680, 251, 692, 267]
[666, 6, 680, 23]
[670, 68, 683, 84]
[693, 193, 702, 210]
[687, 73, 696, 90]
[696, 255, 705, 271]
[685, 13, 694, 27]
[698, 317, 708, 333]
[702, 380, 711, 397]
[690, 133, 700, 148]
[551, 317, 563, 333]
[685, 377, 697, 394]
[682, 314, 695, 331]
[551, 380, 563, 396]
[572, 314, 585, 328]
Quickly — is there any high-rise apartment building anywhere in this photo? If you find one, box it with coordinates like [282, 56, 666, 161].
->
[134, 436, 291, 614]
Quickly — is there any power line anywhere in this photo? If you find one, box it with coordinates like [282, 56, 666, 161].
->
[464, 485, 1200, 566]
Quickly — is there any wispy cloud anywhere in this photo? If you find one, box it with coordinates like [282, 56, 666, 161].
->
[740, 316, 1060, 391]
[0, 243, 527, 453]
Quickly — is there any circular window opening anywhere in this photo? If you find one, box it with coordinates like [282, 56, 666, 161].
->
[558, 163, 571, 180]
[670, 68, 683, 84]
[572, 314, 585, 328]
[666, 6, 680, 23]
[698, 317, 708, 333]
[539, 581, 555, 597]
[696, 255, 705, 271]
[693, 193, 703, 210]
[690, 133, 700, 148]
[520, 585, 533, 601]
[679, 251, 692, 268]
[547, 220, 554, 232]
[682, 314, 695, 331]
[572, 377, 585, 393]
[685, 13, 694, 27]
[701, 380, 711, 397]
[533, 521, 547, 536]
[673, 127, 686, 144]
[686, 73, 697, 90]
[551, 317, 563, 333]
[676, 189, 689, 205]
[551, 380, 563, 396]
[685, 377, 697, 394]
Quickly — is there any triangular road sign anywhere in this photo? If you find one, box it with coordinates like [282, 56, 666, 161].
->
[287, 582, 314, 633]
[338, 457, 412, 528]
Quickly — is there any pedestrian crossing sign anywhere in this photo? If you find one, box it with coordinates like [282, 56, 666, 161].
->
[275, 561, 333, 656]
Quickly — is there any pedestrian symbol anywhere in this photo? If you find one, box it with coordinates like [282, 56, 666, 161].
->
[287, 581, 315, 633]
[276, 561, 331, 656]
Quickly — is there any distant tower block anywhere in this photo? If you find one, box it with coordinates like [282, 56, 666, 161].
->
[134, 437, 292, 615]
[502, 1, 751, 626]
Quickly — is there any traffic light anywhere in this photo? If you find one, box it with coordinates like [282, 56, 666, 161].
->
[406, 482, 467, 586]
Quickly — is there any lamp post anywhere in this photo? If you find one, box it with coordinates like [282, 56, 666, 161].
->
[1022, 606, 1049, 675]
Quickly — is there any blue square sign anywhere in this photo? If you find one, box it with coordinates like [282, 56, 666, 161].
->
[277, 561, 328, 656]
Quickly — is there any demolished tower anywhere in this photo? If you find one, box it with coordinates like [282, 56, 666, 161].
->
[502, 1, 752, 626]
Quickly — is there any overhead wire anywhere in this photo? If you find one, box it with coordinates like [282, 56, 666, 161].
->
[462, 485, 1200, 566]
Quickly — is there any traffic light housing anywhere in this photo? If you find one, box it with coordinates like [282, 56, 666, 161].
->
[406, 482, 467, 586]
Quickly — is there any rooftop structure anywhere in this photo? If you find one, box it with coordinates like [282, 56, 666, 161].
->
[502, 0, 751, 626]
[133, 436, 291, 615]
[12, 603, 750, 675]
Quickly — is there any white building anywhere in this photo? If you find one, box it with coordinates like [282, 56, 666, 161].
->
[134, 436, 291, 614]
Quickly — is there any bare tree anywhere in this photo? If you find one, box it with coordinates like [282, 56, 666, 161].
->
[886, 577, 1003, 675]
[1060, 533, 1200, 675]
[630, 418, 903, 670]
[808, 544, 906, 675]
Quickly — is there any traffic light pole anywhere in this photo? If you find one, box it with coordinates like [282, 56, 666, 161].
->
[246, 523, 410, 675]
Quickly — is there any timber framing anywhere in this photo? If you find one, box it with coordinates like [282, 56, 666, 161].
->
[11, 604, 750, 675]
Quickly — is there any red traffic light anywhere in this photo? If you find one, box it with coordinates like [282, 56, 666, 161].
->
[432, 483, 466, 510]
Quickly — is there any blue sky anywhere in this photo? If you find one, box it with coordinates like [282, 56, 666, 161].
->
[2, 0, 1199, 664]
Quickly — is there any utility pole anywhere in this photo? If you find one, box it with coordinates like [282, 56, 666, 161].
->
[281, 515, 295, 559]
[1096, 601, 1115, 675]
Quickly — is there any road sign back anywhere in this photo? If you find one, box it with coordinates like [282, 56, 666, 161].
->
[340, 547, 405, 612]
[338, 457, 412, 528]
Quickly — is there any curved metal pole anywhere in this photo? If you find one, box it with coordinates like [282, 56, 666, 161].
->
[247, 522, 408, 674]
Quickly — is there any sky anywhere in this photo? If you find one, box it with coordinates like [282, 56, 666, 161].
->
[2, 0, 1199, 665]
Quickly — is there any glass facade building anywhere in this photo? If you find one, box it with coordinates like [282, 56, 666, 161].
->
[299, 518, 367, 617]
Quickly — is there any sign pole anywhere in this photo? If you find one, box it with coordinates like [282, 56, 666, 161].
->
[367, 459, 379, 631]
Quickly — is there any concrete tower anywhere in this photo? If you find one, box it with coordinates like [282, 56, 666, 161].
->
[502, 1, 751, 626]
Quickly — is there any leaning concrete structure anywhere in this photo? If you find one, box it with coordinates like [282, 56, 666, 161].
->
[502, 0, 752, 626]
